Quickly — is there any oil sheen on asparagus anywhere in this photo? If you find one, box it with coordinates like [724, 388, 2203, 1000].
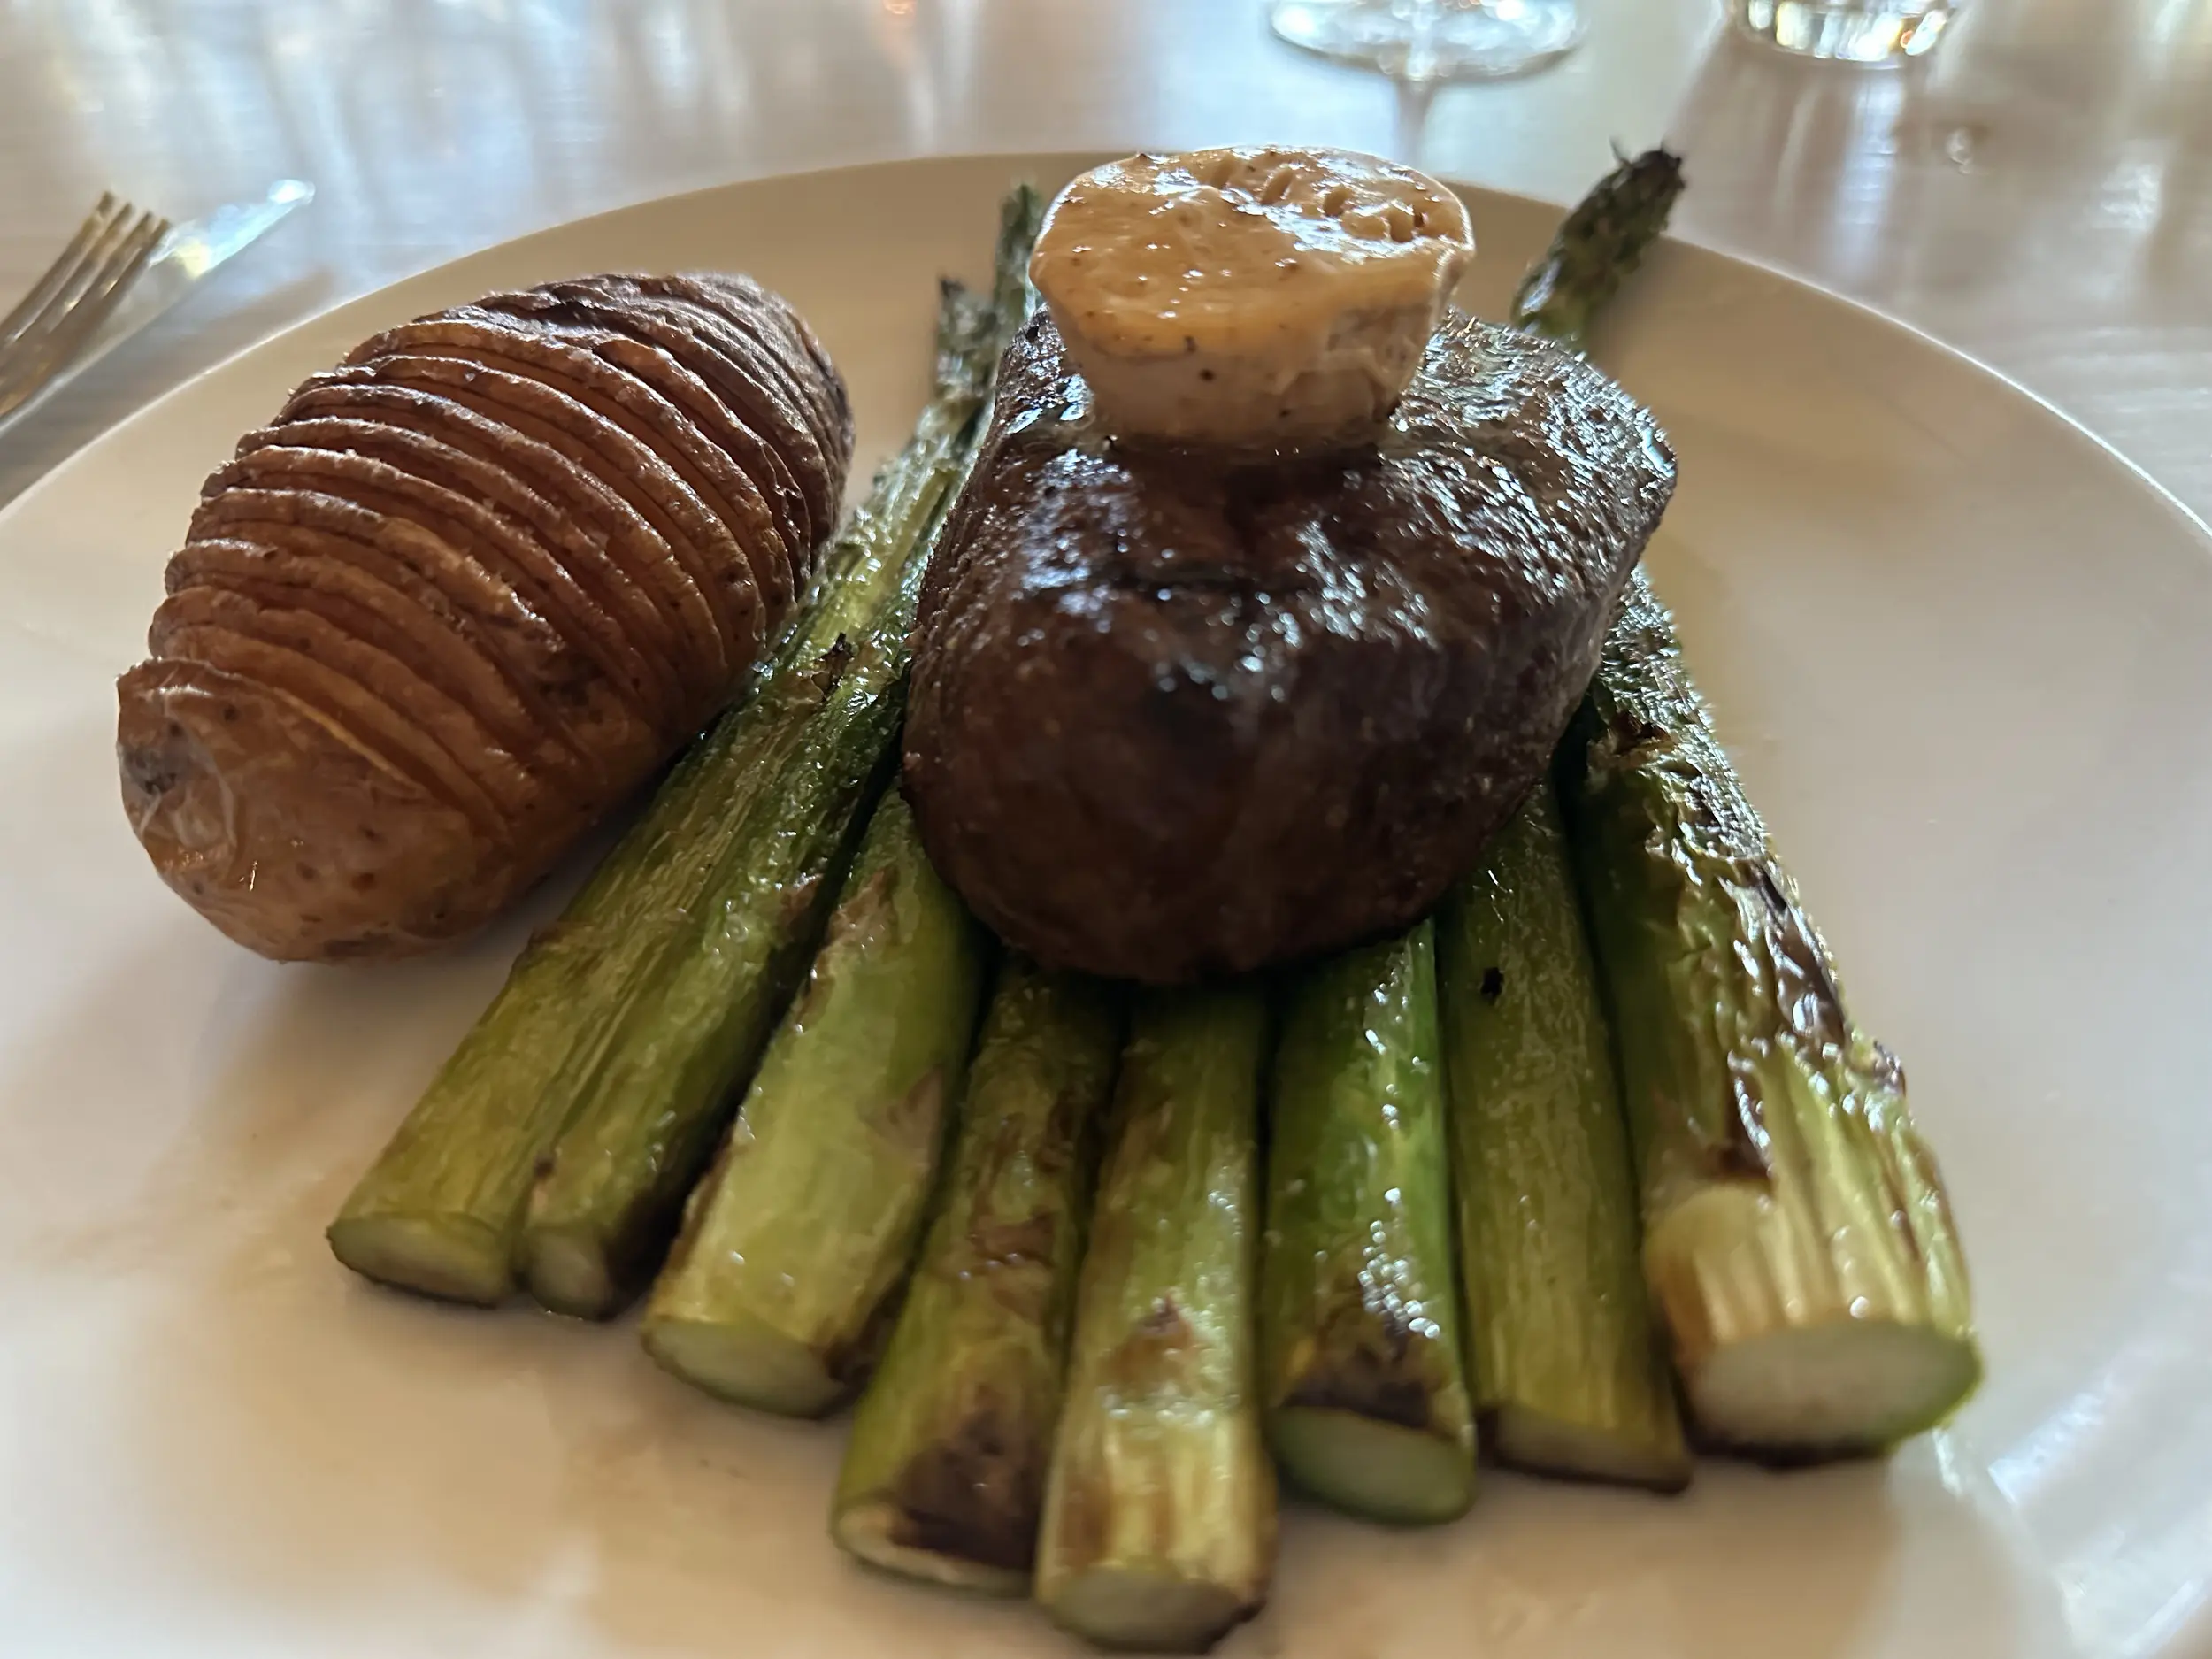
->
[1563, 569, 1979, 1458]
[1036, 985, 1274, 1653]
[1248, 146, 1690, 1501]
[640, 787, 989, 1413]
[325, 243, 1027, 1308]
[1259, 922, 1475, 1523]
[1408, 147, 1695, 1486]
[1511, 146, 1980, 1456]
[833, 955, 1122, 1592]
[1438, 784, 1689, 1488]
[514, 198, 1042, 1319]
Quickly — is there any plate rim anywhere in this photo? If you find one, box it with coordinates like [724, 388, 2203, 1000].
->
[3, 144, 2209, 1659]
[2, 148, 2207, 565]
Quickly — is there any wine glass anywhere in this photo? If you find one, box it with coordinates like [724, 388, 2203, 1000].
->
[1267, 0, 1584, 82]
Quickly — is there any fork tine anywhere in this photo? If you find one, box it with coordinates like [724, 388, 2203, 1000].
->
[0, 208, 166, 376]
[0, 199, 137, 367]
[62, 210, 171, 328]
[0, 192, 123, 347]
[0, 208, 172, 420]
[39, 204, 144, 332]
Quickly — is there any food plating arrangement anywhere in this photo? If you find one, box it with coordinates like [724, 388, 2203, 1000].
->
[114, 146, 1978, 1653]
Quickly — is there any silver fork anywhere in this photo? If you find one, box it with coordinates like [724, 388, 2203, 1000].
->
[0, 193, 173, 424]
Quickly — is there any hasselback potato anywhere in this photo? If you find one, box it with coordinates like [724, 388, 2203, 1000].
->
[117, 273, 851, 961]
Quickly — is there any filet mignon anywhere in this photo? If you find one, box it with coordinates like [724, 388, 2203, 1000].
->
[904, 306, 1674, 984]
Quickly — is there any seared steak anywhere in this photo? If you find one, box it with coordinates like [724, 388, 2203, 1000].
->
[904, 307, 1675, 983]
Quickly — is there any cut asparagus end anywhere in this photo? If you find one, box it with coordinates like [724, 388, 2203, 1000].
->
[1037, 1409, 1273, 1655]
[1036, 986, 1275, 1653]
[1260, 924, 1475, 1527]
[832, 1498, 1032, 1598]
[522, 1225, 624, 1321]
[641, 1310, 843, 1418]
[1048, 1566, 1254, 1655]
[1652, 1179, 1982, 1457]
[1269, 1407, 1474, 1525]
[829, 956, 1120, 1598]
[325, 1215, 510, 1307]
[1436, 785, 1690, 1494]
[1684, 1320, 1981, 1462]
[1565, 570, 1981, 1463]
[1490, 1405, 1692, 1493]
[638, 790, 987, 1411]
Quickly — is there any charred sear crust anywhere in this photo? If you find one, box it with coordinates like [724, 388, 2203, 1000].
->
[1280, 1302, 1448, 1434]
[887, 1397, 1051, 1573]
[905, 308, 1676, 983]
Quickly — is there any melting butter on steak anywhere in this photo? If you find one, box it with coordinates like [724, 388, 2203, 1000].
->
[903, 307, 1674, 984]
[1029, 147, 1474, 448]
[118, 274, 850, 961]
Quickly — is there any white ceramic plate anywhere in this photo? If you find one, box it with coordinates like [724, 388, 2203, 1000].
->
[2, 153, 2208, 1659]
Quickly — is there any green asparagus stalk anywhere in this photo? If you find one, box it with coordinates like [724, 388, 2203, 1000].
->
[511, 195, 1043, 1319]
[326, 256, 1018, 1306]
[1560, 571, 1979, 1459]
[637, 788, 989, 1411]
[1510, 145, 1685, 353]
[832, 956, 1122, 1593]
[516, 633, 902, 1319]
[1409, 142, 1692, 1486]
[1514, 149, 1979, 1456]
[1437, 784, 1690, 1488]
[1036, 986, 1274, 1654]
[1234, 148, 1694, 1502]
[1258, 923, 1475, 1524]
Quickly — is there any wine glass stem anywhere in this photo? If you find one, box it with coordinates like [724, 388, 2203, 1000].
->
[1394, 75, 1440, 163]
[1405, 0, 1444, 79]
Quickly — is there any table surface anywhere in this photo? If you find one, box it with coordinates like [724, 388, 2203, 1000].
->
[1, 0, 2208, 526]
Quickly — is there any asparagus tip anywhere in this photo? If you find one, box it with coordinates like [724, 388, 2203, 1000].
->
[1488, 1406, 1693, 1494]
[641, 1313, 844, 1417]
[1269, 1407, 1474, 1525]
[326, 1215, 511, 1307]
[1046, 1566, 1256, 1655]
[832, 1500, 1033, 1598]
[1685, 1319, 1981, 1463]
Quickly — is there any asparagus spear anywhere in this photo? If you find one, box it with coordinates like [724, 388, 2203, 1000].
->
[1517, 149, 1980, 1455]
[1413, 143, 1693, 1485]
[832, 955, 1122, 1593]
[1036, 985, 1274, 1654]
[1258, 923, 1475, 1524]
[1237, 150, 1691, 1498]
[1560, 570, 1979, 1459]
[1510, 144, 1685, 352]
[512, 196, 1043, 1318]
[638, 788, 988, 1411]
[1437, 784, 1690, 1488]
[516, 641, 898, 1319]
[326, 258, 1017, 1306]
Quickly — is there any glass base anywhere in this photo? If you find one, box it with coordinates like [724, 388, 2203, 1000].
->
[1268, 0, 1584, 83]
[1731, 0, 1955, 63]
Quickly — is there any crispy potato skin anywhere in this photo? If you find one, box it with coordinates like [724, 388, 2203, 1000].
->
[118, 274, 849, 962]
[904, 310, 1675, 984]
[119, 660, 498, 958]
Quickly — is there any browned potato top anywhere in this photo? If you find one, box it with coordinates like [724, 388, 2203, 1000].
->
[118, 273, 851, 961]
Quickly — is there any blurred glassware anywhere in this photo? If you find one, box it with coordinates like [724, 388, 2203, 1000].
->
[1268, 0, 1583, 82]
[1729, 0, 1960, 63]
